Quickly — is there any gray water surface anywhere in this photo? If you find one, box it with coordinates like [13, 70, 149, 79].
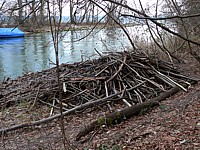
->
[0, 27, 132, 81]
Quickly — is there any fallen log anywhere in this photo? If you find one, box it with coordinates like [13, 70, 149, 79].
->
[75, 81, 197, 141]
[76, 101, 159, 141]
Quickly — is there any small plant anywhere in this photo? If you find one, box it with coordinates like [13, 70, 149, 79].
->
[97, 117, 106, 125]
[140, 107, 149, 115]
[97, 117, 115, 126]
[95, 144, 120, 150]
[159, 104, 167, 111]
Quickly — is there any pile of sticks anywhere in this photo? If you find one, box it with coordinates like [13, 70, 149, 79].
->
[43, 51, 193, 111]
[0, 51, 194, 111]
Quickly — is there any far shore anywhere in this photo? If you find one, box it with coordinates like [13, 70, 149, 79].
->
[20, 22, 138, 33]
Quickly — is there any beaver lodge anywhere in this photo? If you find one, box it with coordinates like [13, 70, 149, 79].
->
[0, 51, 199, 148]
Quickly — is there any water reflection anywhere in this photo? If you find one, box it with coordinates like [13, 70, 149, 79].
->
[0, 28, 131, 81]
[0, 37, 24, 45]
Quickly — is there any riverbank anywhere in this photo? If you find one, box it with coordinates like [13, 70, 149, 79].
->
[20, 23, 107, 33]
[20, 22, 137, 33]
[0, 50, 200, 149]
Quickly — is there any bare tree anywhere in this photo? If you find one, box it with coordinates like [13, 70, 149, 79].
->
[70, 0, 75, 24]
[162, 0, 200, 62]
[17, 0, 23, 23]
[39, 0, 45, 25]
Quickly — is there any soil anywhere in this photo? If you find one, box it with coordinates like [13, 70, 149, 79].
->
[0, 54, 200, 150]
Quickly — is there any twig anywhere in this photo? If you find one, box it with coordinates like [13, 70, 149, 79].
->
[94, 48, 103, 57]
[107, 56, 127, 83]
[105, 81, 112, 111]
[50, 99, 56, 116]
[29, 85, 41, 110]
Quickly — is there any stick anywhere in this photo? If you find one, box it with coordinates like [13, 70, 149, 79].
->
[105, 81, 112, 111]
[107, 56, 127, 83]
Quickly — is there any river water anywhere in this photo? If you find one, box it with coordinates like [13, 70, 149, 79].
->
[0, 27, 136, 81]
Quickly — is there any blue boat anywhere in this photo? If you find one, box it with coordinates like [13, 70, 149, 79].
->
[0, 28, 25, 38]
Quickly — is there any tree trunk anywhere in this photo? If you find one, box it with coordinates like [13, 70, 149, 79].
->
[39, 0, 45, 26]
[17, 0, 23, 24]
[70, 0, 75, 24]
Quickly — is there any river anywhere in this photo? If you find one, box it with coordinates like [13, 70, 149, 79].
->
[0, 27, 136, 81]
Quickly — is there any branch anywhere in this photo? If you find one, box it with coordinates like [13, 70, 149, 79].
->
[89, 0, 137, 50]
[121, 13, 200, 21]
[106, 55, 127, 83]
[0, 1, 6, 10]
[103, 0, 200, 46]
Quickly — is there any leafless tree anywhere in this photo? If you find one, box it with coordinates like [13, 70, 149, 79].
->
[162, 0, 200, 62]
